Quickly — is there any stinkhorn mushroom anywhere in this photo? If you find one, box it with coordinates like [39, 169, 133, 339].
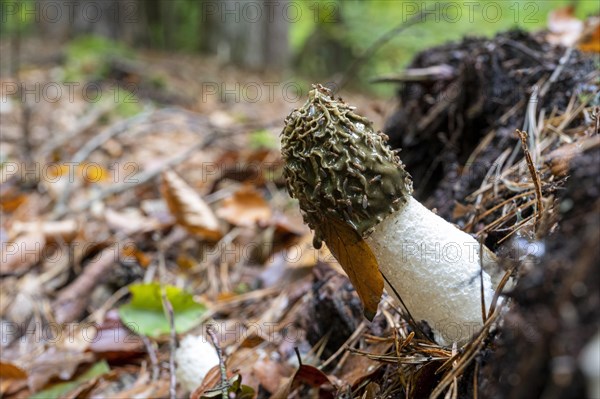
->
[281, 84, 496, 344]
[175, 334, 220, 392]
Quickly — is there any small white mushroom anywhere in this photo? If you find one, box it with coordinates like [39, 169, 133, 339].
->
[175, 334, 220, 393]
[281, 85, 497, 344]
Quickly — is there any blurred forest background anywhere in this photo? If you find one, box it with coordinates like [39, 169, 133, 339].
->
[0, 1, 599, 398]
[1, 0, 598, 96]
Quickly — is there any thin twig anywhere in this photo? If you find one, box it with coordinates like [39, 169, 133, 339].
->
[516, 130, 543, 230]
[319, 321, 366, 370]
[206, 324, 228, 399]
[465, 189, 536, 231]
[71, 109, 164, 165]
[84, 285, 131, 324]
[429, 309, 501, 399]
[38, 104, 113, 159]
[476, 199, 535, 234]
[161, 289, 177, 399]
[52, 107, 222, 216]
[141, 336, 160, 381]
[496, 214, 535, 245]
[488, 266, 515, 320]
[500, 39, 549, 67]
[52, 129, 233, 219]
[53, 109, 159, 215]
[539, 46, 573, 98]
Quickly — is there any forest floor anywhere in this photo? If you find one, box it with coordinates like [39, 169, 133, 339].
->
[1, 19, 599, 399]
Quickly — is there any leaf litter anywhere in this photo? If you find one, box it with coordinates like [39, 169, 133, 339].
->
[1, 19, 599, 399]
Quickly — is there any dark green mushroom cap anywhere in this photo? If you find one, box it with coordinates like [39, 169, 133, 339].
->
[281, 84, 413, 248]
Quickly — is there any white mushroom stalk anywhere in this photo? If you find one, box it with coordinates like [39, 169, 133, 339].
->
[281, 85, 496, 344]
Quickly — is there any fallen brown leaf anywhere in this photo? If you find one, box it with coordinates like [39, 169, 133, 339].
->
[26, 348, 95, 391]
[161, 170, 223, 241]
[109, 375, 170, 398]
[320, 216, 384, 321]
[88, 310, 145, 359]
[271, 362, 335, 399]
[0, 191, 27, 213]
[579, 22, 600, 53]
[190, 365, 224, 399]
[0, 361, 27, 380]
[216, 185, 272, 227]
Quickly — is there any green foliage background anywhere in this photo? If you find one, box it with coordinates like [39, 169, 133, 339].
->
[1, 0, 598, 95]
[290, 0, 599, 94]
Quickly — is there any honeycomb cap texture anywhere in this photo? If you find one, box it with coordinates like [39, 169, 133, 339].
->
[281, 85, 412, 247]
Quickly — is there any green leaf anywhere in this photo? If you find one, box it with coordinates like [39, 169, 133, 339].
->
[119, 283, 206, 338]
[30, 360, 110, 399]
[200, 374, 255, 399]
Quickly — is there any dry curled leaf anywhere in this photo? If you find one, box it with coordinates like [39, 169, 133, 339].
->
[216, 185, 272, 227]
[161, 170, 222, 241]
[321, 216, 383, 321]
[272, 363, 334, 399]
[0, 361, 27, 380]
[0, 191, 27, 213]
[579, 19, 600, 53]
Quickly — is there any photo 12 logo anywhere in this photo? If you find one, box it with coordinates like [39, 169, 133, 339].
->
[200, 81, 303, 103]
[1, 1, 139, 24]
[2, 82, 138, 104]
[200, 1, 339, 24]
[400, 1, 540, 24]
[1, 161, 140, 185]
[0, 321, 140, 345]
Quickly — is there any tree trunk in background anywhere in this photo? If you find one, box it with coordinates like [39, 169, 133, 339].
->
[295, 1, 352, 81]
[70, 0, 143, 43]
[159, 0, 176, 49]
[35, 0, 71, 41]
[37, 0, 146, 45]
[200, 0, 290, 71]
[32, 0, 290, 70]
[264, 0, 289, 70]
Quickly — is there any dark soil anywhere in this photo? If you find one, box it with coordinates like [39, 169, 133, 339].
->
[303, 262, 364, 359]
[480, 146, 600, 399]
[381, 29, 599, 398]
[384, 30, 598, 218]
